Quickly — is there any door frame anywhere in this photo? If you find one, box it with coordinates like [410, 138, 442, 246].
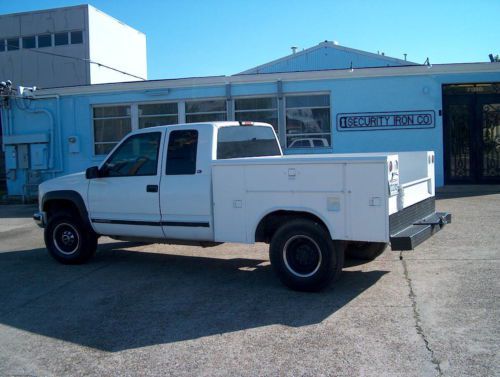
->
[442, 83, 500, 184]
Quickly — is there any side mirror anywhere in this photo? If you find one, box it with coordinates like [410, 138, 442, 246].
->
[85, 166, 100, 179]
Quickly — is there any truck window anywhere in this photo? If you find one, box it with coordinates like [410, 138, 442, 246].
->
[100, 132, 161, 177]
[166, 130, 198, 175]
[217, 126, 281, 159]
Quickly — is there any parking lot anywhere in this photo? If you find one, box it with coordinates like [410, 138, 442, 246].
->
[0, 189, 498, 377]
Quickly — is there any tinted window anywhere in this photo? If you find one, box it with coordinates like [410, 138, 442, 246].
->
[166, 130, 198, 175]
[0, 40, 5, 52]
[101, 132, 161, 177]
[54, 32, 68, 46]
[38, 34, 52, 48]
[71, 31, 83, 44]
[217, 126, 281, 159]
[22, 36, 36, 49]
[7, 38, 19, 51]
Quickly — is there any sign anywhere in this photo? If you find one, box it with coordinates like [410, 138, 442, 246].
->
[337, 110, 435, 131]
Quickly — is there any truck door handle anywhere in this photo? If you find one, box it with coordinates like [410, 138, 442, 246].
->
[146, 185, 158, 193]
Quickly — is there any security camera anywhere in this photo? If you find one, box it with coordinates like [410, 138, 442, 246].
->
[6, 80, 12, 87]
[0, 82, 6, 88]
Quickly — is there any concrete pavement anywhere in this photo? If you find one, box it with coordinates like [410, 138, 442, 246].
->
[0, 192, 498, 376]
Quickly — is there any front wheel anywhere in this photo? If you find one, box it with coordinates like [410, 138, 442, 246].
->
[44, 213, 97, 264]
[269, 219, 344, 292]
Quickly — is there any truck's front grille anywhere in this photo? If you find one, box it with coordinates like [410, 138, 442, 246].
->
[389, 197, 435, 236]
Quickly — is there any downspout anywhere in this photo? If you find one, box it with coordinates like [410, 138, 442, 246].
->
[18, 95, 63, 175]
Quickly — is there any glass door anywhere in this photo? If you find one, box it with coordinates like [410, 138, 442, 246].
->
[477, 97, 500, 182]
[443, 83, 500, 184]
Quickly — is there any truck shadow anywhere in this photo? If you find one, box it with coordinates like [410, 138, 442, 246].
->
[0, 243, 388, 352]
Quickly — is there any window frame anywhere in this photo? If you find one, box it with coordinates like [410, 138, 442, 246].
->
[99, 131, 163, 178]
[22, 35, 36, 49]
[284, 93, 332, 150]
[185, 98, 227, 123]
[92, 104, 133, 156]
[138, 101, 179, 129]
[165, 129, 199, 175]
[6, 37, 19, 51]
[37, 34, 52, 48]
[54, 32, 69, 46]
[70, 30, 83, 44]
[234, 96, 279, 132]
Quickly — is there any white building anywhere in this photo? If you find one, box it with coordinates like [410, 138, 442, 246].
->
[0, 4, 147, 88]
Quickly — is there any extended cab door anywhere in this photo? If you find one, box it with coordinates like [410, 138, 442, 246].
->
[88, 131, 164, 238]
[159, 127, 214, 241]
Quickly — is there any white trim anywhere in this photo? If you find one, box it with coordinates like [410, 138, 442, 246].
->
[31, 62, 500, 97]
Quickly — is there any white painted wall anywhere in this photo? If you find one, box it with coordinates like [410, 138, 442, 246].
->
[87, 5, 147, 84]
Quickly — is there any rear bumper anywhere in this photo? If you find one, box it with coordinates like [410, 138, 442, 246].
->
[390, 212, 451, 250]
[33, 211, 46, 228]
[389, 197, 451, 251]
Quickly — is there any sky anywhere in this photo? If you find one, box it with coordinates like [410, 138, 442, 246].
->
[1, 0, 499, 80]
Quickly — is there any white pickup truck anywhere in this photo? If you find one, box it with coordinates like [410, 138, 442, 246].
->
[34, 121, 450, 291]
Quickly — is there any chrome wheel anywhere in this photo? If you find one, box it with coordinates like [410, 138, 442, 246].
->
[283, 235, 322, 278]
[53, 223, 80, 255]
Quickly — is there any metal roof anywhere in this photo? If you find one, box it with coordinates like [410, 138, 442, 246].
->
[28, 62, 500, 97]
[237, 41, 417, 75]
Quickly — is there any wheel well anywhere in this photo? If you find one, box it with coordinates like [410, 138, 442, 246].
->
[43, 199, 80, 220]
[255, 210, 330, 243]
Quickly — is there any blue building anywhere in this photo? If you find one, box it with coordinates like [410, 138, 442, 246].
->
[1, 41, 500, 198]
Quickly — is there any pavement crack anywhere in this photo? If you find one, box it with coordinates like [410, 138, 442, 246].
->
[402, 258, 443, 377]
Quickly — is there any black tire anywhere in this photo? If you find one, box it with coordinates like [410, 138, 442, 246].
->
[269, 219, 344, 292]
[345, 242, 388, 261]
[44, 212, 98, 264]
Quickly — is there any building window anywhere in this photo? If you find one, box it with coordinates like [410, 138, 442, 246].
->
[93, 105, 132, 155]
[22, 36, 36, 49]
[285, 94, 331, 148]
[70, 31, 83, 44]
[38, 34, 52, 48]
[139, 103, 178, 129]
[6, 38, 19, 51]
[185, 100, 227, 123]
[234, 97, 278, 132]
[54, 32, 69, 46]
[0, 40, 5, 52]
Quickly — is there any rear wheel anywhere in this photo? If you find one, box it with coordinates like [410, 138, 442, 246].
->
[269, 219, 344, 292]
[345, 242, 388, 261]
[44, 213, 97, 264]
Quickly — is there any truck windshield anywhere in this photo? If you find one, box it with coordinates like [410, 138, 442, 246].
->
[217, 126, 281, 159]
